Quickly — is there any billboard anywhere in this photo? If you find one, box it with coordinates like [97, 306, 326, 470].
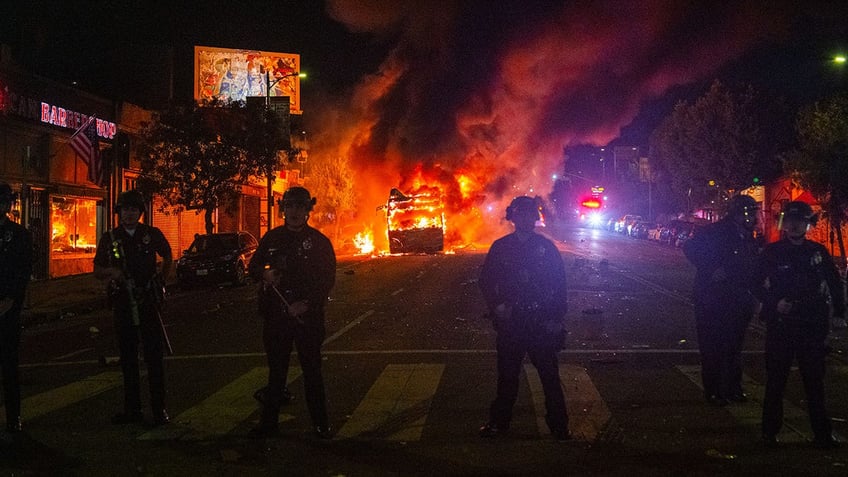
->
[194, 45, 301, 113]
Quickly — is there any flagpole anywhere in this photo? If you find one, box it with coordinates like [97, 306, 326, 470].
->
[70, 115, 96, 139]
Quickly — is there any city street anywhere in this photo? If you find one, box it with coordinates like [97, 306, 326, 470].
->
[4, 223, 848, 476]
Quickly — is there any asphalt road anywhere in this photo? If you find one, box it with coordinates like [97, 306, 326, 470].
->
[4, 223, 848, 476]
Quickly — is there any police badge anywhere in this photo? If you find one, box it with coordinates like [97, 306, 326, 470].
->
[303, 237, 313, 250]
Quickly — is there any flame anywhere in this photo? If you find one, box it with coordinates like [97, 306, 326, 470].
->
[353, 229, 375, 255]
[315, 2, 793, 255]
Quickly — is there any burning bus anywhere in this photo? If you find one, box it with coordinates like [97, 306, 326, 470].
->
[379, 187, 446, 254]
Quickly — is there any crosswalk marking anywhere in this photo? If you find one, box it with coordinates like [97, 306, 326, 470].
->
[137, 368, 302, 441]
[13, 360, 841, 445]
[525, 364, 611, 440]
[675, 365, 824, 443]
[1, 372, 122, 421]
[336, 363, 444, 441]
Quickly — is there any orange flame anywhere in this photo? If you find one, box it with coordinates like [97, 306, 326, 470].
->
[353, 229, 375, 255]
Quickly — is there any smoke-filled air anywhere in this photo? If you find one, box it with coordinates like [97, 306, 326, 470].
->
[307, 0, 792, 253]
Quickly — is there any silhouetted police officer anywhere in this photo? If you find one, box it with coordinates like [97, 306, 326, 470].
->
[756, 201, 844, 449]
[683, 194, 761, 406]
[249, 187, 336, 439]
[94, 190, 173, 426]
[0, 181, 32, 435]
[478, 196, 570, 441]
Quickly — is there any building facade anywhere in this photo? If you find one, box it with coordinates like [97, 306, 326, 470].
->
[1, 54, 116, 278]
[1, 51, 290, 279]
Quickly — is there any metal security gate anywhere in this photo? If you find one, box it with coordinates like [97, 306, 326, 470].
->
[27, 188, 49, 279]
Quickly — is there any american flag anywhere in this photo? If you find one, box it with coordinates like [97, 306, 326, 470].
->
[70, 116, 105, 186]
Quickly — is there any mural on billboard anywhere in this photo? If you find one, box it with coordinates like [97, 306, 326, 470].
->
[194, 45, 301, 113]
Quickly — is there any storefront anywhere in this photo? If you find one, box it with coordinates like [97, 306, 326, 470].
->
[1, 60, 115, 278]
[49, 192, 103, 276]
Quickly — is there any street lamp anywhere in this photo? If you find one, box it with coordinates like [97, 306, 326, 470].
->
[263, 70, 305, 234]
[265, 71, 305, 108]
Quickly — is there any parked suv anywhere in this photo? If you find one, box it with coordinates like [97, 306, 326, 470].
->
[176, 231, 258, 287]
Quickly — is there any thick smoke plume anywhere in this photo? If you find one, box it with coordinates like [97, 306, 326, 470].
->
[311, 0, 791, 248]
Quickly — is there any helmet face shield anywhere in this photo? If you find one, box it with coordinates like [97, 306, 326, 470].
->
[115, 190, 146, 214]
[280, 187, 315, 212]
[727, 195, 760, 230]
[778, 201, 817, 233]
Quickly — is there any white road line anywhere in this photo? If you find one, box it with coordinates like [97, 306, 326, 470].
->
[20, 347, 767, 368]
[51, 347, 95, 361]
[675, 365, 845, 444]
[336, 363, 444, 441]
[525, 364, 610, 441]
[323, 310, 376, 346]
[137, 367, 302, 441]
[1, 372, 122, 420]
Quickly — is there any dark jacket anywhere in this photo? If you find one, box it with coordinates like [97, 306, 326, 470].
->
[479, 232, 567, 336]
[249, 225, 336, 319]
[93, 223, 172, 301]
[755, 238, 845, 327]
[0, 219, 32, 306]
[683, 218, 760, 307]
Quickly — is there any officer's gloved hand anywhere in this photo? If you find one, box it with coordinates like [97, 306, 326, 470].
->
[490, 304, 511, 331]
[710, 267, 727, 282]
[0, 297, 13, 316]
[776, 298, 794, 315]
[262, 268, 280, 285]
[493, 303, 511, 320]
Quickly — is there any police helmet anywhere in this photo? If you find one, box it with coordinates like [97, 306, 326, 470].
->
[280, 186, 316, 211]
[505, 196, 540, 222]
[781, 200, 817, 225]
[115, 190, 146, 214]
[726, 194, 759, 216]
[0, 181, 15, 203]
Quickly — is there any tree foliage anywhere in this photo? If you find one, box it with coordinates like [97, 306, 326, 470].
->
[649, 80, 788, 213]
[306, 155, 357, 240]
[783, 93, 848, 262]
[136, 99, 289, 233]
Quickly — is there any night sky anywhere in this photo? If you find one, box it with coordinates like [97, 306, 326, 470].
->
[3, 1, 846, 213]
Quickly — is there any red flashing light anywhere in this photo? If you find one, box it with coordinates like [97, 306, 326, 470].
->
[581, 198, 602, 209]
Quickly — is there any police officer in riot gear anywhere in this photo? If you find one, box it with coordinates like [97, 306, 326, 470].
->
[683, 194, 761, 406]
[94, 190, 173, 426]
[249, 187, 336, 439]
[478, 196, 570, 441]
[755, 201, 844, 449]
[0, 181, 32, 435]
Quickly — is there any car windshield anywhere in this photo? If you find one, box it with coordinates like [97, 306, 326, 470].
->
[188, 235, 238, 254]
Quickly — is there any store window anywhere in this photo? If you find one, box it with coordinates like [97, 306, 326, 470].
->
[8, 194, 22, 224]
[51, 197, 98, 256]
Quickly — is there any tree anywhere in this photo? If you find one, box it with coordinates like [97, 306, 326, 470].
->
[650, 80, 787, 214]
[136, 99, 254, 234]
[784, 93, 848, 265]
[306, 155, 357, 241]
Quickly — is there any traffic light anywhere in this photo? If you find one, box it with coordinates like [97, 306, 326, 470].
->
[752, 177, 760, 184]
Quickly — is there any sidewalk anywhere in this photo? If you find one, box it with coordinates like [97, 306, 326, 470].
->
[21, 273, 106, 325]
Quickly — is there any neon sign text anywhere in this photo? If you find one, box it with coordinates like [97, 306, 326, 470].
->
[40, 102, 116, 139]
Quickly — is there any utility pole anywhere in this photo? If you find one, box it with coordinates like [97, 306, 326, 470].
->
[262, 70, 302, 234]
